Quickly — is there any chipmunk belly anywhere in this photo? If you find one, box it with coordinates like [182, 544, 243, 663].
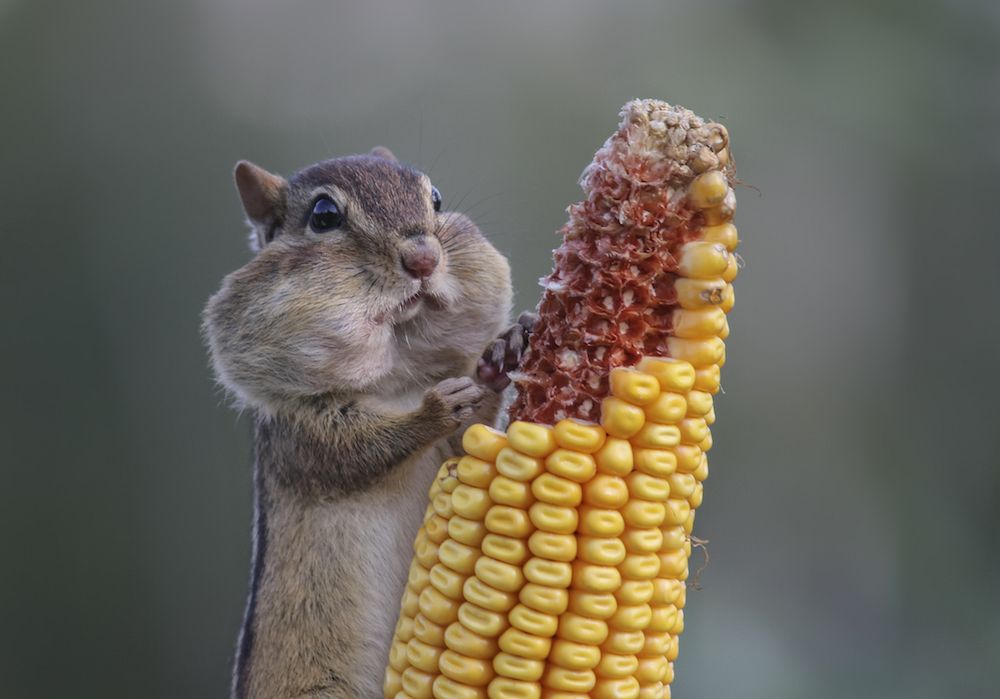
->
[244, 441, 450, 699]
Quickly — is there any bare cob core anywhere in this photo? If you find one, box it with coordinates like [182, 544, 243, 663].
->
[510, 99, 735, 425]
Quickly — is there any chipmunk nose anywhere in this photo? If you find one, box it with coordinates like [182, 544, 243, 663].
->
[400, 242, 439, 279]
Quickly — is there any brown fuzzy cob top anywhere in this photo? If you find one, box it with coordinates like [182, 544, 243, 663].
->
[509, 99, 735, 425]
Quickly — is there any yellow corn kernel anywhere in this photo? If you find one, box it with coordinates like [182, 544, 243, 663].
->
[544, 449, 597, 483]
[419, 586, 461, 626]
[458, 602, 509, 638]
[457, 455, 497, 489]
[508, 603, 559, 637]
[498, 627, 552, 660]
[433, 675, 488, 699]
[662, 499, 690, 527]
[600, 628, 645, 655]
[439, 539, 480, 575]
[520, 582, 570, 615]
[528, 531, 578, 562]
[700, 221, 738, 250]
[614, 580, 654, 606]
[541, 691, 589, 699]
[452, 485, 493, 520]
[689, 482, 704, 508]
[636, 357, 696, 393]
[720, 283, 735, 313]
[439, 649, 495, 686]
[609, 603, 652, 631]
[571, 561, 622, 592]
[594, 436, 635, 475]
[577, 506, 626, 537]
[529, 502, 579, 534]
[550, 639, 602, 670]
[621, 528, 663, 554]
[621, 500, 666, 528]
[481, 534, 530, 566]
[674, 278, 730, 310]
[693, 456, 709, 483]
[415, 536, 440, 570]
[389, 639, 410, 671]
[618, 553, 660, 580]
[577, 536, 627, 566]
[635, 656, 668, 684]
[408, 559, 431, 590]
[489, 476, 535, 509]
[401, 667, 436, 699]
[642, 630, 672, 656]
[582, 474, 629, 508]
[542, 666, 596, 693]
[495, 447, 544, 482]
[592, 677, 641, 699]
[638, 683, 665, 699]
[432, 492, 455, 519]
[673, 445, 701, 474]
[430, 563, 468, 600]
[704, 406, 717, 425]
[688, 170, 728, 209]
[553, 419, 607, 453]
[633, 449, 676, 478]
[445, 622, 499, 659]
[425, 515, 450, 544]
[463, 577, 517, 613]
[449, 516, 488, 547]
[693, 364, 721, 393]
[665, 473, 696, 501]
[487, 677, 541, 699]
[677, 241, 729, 279]
[484, 506, 534, 539]
[493, 652, 545, 682]
[661, 662, 674, 686]
[523, 558, 573, 589]
[596, 652, 639, 678]
[600, 398, 646, 439]
[384, 667, 403, 697]
[396, 615, 415, 643]
[647, 605, 678, 634]
[722, 252, 738, 282]
[659, 526, 686, 551]
[463, 424, 508, 462]
[631, 423, 681, 449]
[642, 392, 687, 424]
[609, 368, 661, 406]
[557, 613, 609, 645]
[566, 589, 617, 620]
[401, 587, 420, 617]
[685, 390, 713, 416]
[406, 638, 444, 673]
[699, 428, 713, 452]
[657, 549, 688, 579]
[666, 634, 680, 662]
[626, 472, 671, 502]
[666, 336, 725, 367]
[683, 510, 696, 536]
[650, 579, 684, 606]
[475, 556, 525, 593]
[678, 417, 709, 445]
[507, 421, 557, 458]
[671, 307, 727, 339]
[531, 473, 583, 507]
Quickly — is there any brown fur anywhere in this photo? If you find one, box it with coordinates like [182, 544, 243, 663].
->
[203, 150, 513, 698]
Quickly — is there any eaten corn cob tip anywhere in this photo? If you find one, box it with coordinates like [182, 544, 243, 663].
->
[385, 99, 739, 699]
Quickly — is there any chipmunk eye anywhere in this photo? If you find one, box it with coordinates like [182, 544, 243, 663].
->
[431, 186, 442, 212]
[309, 197, 343, 233]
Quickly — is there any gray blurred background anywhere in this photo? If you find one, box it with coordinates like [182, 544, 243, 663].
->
[2, 1, 998, 697]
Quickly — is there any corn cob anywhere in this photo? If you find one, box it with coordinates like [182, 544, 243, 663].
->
[385, 99, 738, 699]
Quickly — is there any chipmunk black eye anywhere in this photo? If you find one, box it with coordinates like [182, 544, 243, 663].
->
[309, 197, 342, 233]
[431, 186, 442, 212]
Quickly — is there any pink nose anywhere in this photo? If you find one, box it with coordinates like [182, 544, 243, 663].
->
[401, 246, 439, 279]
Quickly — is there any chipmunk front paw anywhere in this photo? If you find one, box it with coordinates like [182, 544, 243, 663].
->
[424, 376, 488, 429]
[477, 311, 539, 391]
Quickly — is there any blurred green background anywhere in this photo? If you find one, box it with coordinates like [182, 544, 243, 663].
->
[2, 1, 998, 697]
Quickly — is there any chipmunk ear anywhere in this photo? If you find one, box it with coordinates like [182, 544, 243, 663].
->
[234, 160, 288, 251]
[369, 146, 397, 162]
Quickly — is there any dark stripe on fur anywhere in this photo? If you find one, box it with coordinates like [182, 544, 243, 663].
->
[233, 457, 269, 699]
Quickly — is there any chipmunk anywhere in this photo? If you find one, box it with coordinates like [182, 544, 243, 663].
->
[203, 147, 533, 699]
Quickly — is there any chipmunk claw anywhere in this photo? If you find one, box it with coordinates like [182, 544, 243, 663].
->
[477, 311, 539, 391]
